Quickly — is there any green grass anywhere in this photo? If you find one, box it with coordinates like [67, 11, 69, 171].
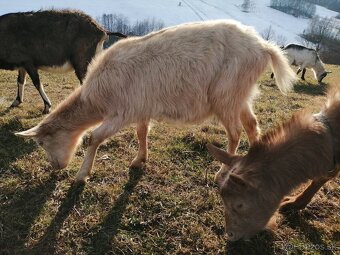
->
[0, 66, 339, 255]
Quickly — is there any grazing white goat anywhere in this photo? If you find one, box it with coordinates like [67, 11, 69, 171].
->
[271, 44, 331, 83]
[16, 20, 295, 183]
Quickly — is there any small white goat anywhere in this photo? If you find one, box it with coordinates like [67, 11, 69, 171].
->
[273, 44, 331, 83]
[16, 20, 295, 183]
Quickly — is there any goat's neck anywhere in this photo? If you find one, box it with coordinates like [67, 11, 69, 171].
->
[313, 60, 325, 76]
[258, 128, 333, 200]
[45, 88, 103, 134]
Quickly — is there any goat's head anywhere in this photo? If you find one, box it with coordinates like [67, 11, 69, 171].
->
[207, 143, 278, 241]
[317, 71, 331, 83]
[15, 124, 80, 170]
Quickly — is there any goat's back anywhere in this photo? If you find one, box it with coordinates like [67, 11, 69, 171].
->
[81, 20, 279, 122]
[0, 10, 106, 69]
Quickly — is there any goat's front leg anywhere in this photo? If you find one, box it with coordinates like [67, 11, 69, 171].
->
[75, 117, 124, 183]
[240, 103, 260, 146]
[11, 68, 27, 107]
[130, 120, 150, 168]
[279, 178, 329, 212]
[219, 115, 242, 154]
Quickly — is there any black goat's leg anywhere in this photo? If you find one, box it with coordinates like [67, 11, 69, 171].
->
[26, 66, 52, 114]
[11, 68, 27, 107]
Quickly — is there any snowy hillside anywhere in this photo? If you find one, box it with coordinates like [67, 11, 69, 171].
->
[0, 0, 339, 43]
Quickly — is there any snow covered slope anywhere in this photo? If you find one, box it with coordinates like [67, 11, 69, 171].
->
[0, 0, 338, 43]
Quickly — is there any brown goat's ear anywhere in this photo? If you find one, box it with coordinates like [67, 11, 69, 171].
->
[265, 215, 278, 232]
[15, 126, 39, 138]
[207, 143, 235, 166]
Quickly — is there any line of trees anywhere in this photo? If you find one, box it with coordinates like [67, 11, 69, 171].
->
[98, 13, 165, 35]
[97, 13, 165, 47]
[270, 0, 316, 18]
[305, 0, 340, 12]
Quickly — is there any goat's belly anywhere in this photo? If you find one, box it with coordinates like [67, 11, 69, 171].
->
[39, 61, 73, 73]
[153, 105, 212, 124]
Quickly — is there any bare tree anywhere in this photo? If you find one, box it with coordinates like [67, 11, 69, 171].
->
[261, 25, 276, 41]
[301, 15, 340, 64]
[276, 34, 287, 46]
[302, 16, 335, 49]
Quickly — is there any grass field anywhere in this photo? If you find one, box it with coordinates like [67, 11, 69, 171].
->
[0, 65, 339, 255]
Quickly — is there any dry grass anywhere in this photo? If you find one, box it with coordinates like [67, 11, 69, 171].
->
[0, 65, 339, 255]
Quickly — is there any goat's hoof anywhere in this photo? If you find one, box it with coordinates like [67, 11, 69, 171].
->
[11, 100, 21, 107]
[42, 107, 51, 114]
[130, 157, 146, 169]
[73, 176, 88, 185]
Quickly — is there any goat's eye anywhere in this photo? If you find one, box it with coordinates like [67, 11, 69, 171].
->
[235, 203, 244, 210]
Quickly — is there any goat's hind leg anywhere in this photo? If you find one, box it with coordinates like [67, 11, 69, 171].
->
[26, 66, 51, 114]
[75, 117, 125, 183]
[219, 115, 242, 154]
[241, 103, 260, 146]
[11, 69, 27, 107]
[130, 120, 150, 168]
[279, 178, 329, 212]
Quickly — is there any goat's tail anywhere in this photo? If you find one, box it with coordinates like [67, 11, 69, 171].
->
[265, 42, 296, 94]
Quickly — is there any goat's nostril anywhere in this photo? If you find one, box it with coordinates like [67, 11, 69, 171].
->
[227, 232, 234, 238]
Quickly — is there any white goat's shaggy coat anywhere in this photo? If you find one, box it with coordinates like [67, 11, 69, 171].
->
[17, 20, 296, 182]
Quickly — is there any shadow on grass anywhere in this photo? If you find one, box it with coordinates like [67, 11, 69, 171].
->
[0, 176, 58, 255]
[224, 231, 276, 255]
[29, 182, 85, 254]
[87, 167, 144, 255]
[293, 82, 326, 96]
[0, 107, 14, 117]
[0, 118, 37, 171]
[282, 211, 335, 255]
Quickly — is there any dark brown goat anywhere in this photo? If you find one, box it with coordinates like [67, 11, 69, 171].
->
[0, 10, 126, 113]
[207, 87, 340, 241]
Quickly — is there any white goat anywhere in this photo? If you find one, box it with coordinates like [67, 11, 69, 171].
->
[281, 44, 330, 83]
[16, 20, 296, 183]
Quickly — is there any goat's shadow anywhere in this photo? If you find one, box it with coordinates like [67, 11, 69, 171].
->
[224, 231, 276, 255]
[0, 118, 37, 170]
[0, 175, 59, 255]
[0, 106, 14, 117]
[282, 211, 335, 255]
[293, 81, 326, 96]
[29, 182, 85, 254]
[0, 112, 59, 254]
[87, 167, 144, 255]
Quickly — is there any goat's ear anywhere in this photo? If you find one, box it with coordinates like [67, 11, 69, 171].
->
[207, 143, 235, 166]
[15, 126, 39, 138]
[265, 214, 278, 232]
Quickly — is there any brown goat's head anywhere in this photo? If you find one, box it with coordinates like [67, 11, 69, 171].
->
[207, 144, 278, 241]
